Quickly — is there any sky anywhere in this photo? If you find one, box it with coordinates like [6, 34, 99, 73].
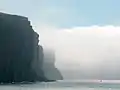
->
[1, 0, 120, 79]
[1, 0, 120, 28]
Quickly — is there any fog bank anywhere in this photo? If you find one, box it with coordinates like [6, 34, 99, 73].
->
[35, 25, 120, 79]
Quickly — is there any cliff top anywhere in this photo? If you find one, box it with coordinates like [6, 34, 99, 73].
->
[0, 12, 28, 20]
[0, 12, 38, 34]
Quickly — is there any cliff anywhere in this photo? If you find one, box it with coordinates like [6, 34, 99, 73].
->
[0, 12, 46, 83]
[0, 12, 63, 83]
[42, 48, 63, 81]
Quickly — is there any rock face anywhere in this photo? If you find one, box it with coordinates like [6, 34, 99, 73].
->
[42, 48, 63, 81]
[0, 12, 63, 83]
[0, 12, 46, 83]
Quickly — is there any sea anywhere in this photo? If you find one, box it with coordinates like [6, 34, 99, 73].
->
[0, 80, 120, 90]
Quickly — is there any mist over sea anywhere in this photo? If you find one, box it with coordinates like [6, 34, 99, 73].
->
[0, 80, 120, 90]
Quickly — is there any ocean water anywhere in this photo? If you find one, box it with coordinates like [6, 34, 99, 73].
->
[0, 80, 120, 90]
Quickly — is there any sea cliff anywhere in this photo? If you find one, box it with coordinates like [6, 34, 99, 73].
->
[0, 12, 63, 83]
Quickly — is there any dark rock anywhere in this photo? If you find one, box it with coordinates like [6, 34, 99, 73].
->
[0, 12, 46, 83]
[0, 12, 63, 84]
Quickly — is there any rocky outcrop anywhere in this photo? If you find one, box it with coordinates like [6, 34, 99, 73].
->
[42, 48, 63, 81]
[0, 12, 63, 83]
[0, 12, 46, 83]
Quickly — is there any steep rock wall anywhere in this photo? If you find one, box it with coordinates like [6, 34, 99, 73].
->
[0, 12, 45, 83]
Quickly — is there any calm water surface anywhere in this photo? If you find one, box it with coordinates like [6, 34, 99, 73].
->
[0, 80, 120, 90]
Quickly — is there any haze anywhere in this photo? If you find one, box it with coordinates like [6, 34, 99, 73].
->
[36, 25, 120, 79]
